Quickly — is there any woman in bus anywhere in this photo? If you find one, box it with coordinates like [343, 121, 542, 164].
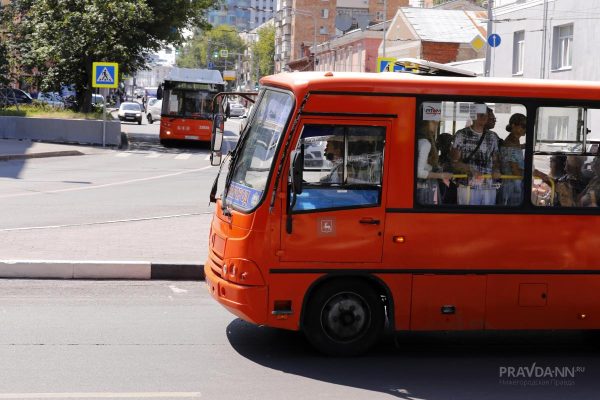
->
[499, 113, 526, 205]
[416, 120, 452, 204]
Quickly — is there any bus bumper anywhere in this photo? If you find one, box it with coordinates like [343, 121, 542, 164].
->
[204, 263, 268, 325]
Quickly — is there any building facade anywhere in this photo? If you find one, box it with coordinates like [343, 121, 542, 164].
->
[275, 0, 408, 72]
[382, 7, 487, 64]
[489, 0, 598, 81]
[209, 0, 275, 32]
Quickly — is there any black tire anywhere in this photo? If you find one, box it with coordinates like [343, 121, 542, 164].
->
[137, 118, 142, 125]
[160, 139, 171, 148]
[303, 278, 384, 356]
[147, 114, 153, 124]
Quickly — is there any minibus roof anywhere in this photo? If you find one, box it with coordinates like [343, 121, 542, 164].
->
[260, 72, 600, 101]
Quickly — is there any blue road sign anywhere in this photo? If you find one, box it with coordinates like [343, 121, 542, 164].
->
[208, 61, 215, 69]
[92, 62, 118, 88]
[487, 34, 501, 48]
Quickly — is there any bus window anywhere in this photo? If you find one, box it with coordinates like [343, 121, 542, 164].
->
[293, 124, 385, 211]
[532, 106, 600, 207]
[415, 101, 527, 206]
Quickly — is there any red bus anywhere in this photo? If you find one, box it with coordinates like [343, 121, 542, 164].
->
[158, 68, 226, 146]
[206, 66, 600, 355]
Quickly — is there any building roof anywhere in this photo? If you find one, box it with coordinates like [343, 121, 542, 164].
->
[401, 7, 487, 43]
[164, 68, 225, 85]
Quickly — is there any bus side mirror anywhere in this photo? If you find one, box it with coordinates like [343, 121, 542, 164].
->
[210, 152, 222, 167]
[210, 114, 224, 166]
[291, 147, 304, 195]
[212, 114, 224, 152]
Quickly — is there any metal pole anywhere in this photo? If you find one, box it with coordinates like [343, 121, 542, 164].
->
[540, 0, 549, 78]
[383, 0, 387, 58]
[102, 95, 106, 147]
[484, 0, 494, 77]
[313, 15, 317, 71]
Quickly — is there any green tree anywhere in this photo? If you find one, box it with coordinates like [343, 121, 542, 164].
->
[178, 25, 245, 73]
[0, 40, 9, 86]
[3, 0, 215, 112]
[252, 25, 275, 79]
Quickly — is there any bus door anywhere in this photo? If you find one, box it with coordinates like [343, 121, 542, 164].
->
[280, 119, 389, 264]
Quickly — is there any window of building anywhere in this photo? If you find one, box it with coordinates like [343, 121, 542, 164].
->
[415, 101, 527, 207]
[512, 30, 524, 75]
[376, 11, 384, 21]
[293, 124, 385, 211]
[552, 23, 573, 70]
[321, 9, 329, 18]
[320, 26, 328, 35]
[532, 106, 600, 207]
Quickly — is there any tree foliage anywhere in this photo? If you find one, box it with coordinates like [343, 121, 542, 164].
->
[252, 25, 275, 79]
[178, 25, 245, 72]
[2, 0, 215, 111]
[0, 40, 9, 86]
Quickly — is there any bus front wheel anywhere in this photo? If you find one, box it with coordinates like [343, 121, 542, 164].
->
[303, 278, 384, 356]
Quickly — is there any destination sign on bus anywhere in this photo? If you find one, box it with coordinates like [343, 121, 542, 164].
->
[165, 82, 221, 91]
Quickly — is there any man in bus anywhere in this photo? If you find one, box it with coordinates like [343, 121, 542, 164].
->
[451, 104, 502, 205]
[321, 138, 345, 184]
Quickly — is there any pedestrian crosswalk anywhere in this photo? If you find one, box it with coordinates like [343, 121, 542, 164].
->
[112, 151, 212, 161]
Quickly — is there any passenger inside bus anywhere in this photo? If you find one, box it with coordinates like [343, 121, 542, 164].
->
[498, 113, 526, 206]
[451, 104, 502, 206]
[416, 120, 452, 205]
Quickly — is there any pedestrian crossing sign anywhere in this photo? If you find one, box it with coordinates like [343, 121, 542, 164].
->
[92, 62, 119, 88]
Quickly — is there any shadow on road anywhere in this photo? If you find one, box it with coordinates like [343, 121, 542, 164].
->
[227, 319, 600, 399]
[0, 140, 32, 179]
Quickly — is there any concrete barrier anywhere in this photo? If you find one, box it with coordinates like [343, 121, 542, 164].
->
[0, 116, 121, 146]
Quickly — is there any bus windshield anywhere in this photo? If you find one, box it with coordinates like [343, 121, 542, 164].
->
[226, 89, 295, 212]
[162, 82, 222, 119]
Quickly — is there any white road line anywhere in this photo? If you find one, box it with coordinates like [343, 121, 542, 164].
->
[115, 152, 131, 157]
[145, 153, 161, 158]
[174, 153, 191, 160]
[0, 166, 212, 199]
[0, 212, 213, 232]
[169, 285, 188, 294]
[0, 392, 201, 399]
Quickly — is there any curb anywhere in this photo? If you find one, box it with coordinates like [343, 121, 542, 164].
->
[0, 260, 205, 280]
[0, 150, 84, 162]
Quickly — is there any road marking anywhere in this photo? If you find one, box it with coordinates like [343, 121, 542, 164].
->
[169, 285, 188, 294]
[115, 152, 131, 157]
[174, 154, 191, 160]
[0, 166, 212, 199]
[0, 392, 201, 399]
[0, 212, 213, 232]
[145, 153, 161, 158]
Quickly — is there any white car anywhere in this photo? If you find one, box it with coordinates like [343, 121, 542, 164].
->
[118, 102, 143, 124]
[92, 94, 105, 105]
[228, 103, 246, 118]
[37, 92, 64, 108]
[146, 99, 162, 124]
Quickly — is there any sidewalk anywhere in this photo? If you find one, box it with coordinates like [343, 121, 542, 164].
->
[0, 138, 110, 161]
[0, 138, 205, 280]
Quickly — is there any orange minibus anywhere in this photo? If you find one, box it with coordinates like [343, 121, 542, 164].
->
[157, 67, 226, 146]
[206, 67, 600, 355]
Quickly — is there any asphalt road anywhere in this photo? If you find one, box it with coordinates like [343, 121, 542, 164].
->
[0, 118, 244, 263]
[0, 280, 598, 400]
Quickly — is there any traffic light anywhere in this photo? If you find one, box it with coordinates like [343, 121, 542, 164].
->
[212, 51, 219, 59]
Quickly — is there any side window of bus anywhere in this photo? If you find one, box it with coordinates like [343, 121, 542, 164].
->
[415, 101, 527, 207]
[532, 107, 600, 207]
[293, 124, 385, 212]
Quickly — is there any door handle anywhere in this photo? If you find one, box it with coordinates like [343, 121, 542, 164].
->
[359, 218, 380, 225]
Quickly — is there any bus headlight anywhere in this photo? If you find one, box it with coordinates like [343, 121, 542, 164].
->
[223, 258, 265, 286]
